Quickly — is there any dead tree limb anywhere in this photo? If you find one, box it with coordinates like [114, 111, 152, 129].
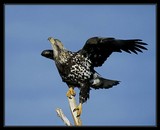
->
[56, 94, 82, 126]
[56, 108, 72, 126]
[68, 95, 82, 126]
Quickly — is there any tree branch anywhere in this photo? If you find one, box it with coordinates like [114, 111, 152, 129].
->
[56, 95, 82, 126]
[56, 108, 72, 126]
[68, 95, 82, 126]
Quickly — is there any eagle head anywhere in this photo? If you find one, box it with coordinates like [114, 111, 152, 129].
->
[48, 37, 67, 63]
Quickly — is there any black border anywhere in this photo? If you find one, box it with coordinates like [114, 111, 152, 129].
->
[2, 1, 159, 128]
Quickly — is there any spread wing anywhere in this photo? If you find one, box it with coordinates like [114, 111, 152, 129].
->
[79, 37, 148, 67]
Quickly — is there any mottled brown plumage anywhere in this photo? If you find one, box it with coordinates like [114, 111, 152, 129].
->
[41, 36, 147, 117]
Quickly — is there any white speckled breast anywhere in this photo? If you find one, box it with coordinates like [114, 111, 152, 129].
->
[66, 53, 92, 83]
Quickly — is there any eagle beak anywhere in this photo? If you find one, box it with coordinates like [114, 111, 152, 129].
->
[48, 37, 57, 52]
[48, 37, 56, 45]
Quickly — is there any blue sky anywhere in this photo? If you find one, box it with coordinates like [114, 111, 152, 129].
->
[5, 4, 156, 126]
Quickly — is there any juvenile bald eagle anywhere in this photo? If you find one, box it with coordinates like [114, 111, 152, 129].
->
[41, 36, 147, 117]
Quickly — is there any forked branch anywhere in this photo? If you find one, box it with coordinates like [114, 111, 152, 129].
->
[56, 95, 82, 126]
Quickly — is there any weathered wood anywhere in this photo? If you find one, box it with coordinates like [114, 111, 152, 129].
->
[56, 108, 72, 126]
[68, 95, 82, 126]
[56, 94, 82, 126]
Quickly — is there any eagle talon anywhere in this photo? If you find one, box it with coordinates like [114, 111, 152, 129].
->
[73, 103, 82, 117]
[68, 96, 72, 99]
[73, 108, 77, 112]
[66, 87, 76, 99]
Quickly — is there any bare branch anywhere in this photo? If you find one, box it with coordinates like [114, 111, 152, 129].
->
[68, 95, 82, 126]
[56, 108, 72, 126]
[56, 95, 82, 126]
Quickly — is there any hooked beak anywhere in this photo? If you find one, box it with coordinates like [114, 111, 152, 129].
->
[48, 37, 57, 52]
[48, 37, 56, 45]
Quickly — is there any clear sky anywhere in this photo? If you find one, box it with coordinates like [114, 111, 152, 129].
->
[5, 4, 156, 126]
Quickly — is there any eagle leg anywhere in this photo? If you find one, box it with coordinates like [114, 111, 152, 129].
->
[73, 103, 82, 117]
[66, 87, 76, 99]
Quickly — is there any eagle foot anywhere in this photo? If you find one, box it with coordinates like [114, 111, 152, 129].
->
[66, 87, 76, 99]
[73, 103, 82, 117]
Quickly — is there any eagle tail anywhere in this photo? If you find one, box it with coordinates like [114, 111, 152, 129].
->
[91, 77, 120, 89]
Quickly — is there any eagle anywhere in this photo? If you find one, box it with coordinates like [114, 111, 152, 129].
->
[41, 36, 147, 117]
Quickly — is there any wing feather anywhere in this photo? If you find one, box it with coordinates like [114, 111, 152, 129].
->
[80, 37, 148, 67]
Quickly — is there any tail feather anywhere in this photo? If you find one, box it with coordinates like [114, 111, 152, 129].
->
[91, 77, 120, 89]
